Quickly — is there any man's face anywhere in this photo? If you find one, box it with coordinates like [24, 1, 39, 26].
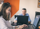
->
[22, 10, 26, 16]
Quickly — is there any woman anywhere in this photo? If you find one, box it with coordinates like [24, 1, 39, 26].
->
[0, 3, 13, 29]
[0, 3, 25, 29]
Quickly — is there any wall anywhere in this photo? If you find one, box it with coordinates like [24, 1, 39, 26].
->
[11, 0, 40, 24]
[4, 0, 19, 17]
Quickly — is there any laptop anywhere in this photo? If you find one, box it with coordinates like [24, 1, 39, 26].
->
[32, 16, 39, 29]
[17, 16, 29, 25]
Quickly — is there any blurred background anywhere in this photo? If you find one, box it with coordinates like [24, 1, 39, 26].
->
[0, 0, 40, 24]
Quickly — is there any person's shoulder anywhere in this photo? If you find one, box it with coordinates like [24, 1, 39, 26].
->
[26, 13, 29, 15]
[0, 16, 3, 19]
[0, 16, 4, 22]
[0, 16, 5, 21]
[26, 13, 30, 16]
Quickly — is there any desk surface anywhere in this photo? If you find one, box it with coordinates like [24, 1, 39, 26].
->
[13, 24, 40, 29]
[15, 25, 34, 29]
[14, 25, 40, 29]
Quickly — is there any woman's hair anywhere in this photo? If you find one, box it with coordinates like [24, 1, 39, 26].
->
[0, 3, 11, 21]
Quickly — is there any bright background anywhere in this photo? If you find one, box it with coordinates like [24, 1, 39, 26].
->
[11, 0, 40, 24]
[0, 0, 40, 24]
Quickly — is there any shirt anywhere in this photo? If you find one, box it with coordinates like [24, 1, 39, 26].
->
[0, 16, 13, 29]
[15, 13, 31, 22]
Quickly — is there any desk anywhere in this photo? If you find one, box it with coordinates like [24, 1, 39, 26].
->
[12, 22, 39, 29]
[13, 25, 34, 29]
[13, 25, 40, 29]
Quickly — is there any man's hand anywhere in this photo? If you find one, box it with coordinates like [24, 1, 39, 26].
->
[14, 20, 17, 23]
[28, 21, 31, 24]
[13, 20, 17, 25]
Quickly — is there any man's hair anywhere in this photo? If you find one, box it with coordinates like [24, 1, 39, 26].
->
[22, 8, 26, 10]
[0, 3, 11, 21]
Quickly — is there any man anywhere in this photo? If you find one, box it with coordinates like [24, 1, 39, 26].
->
[14, 8, 31, 29]
[14, 8, 31, 23]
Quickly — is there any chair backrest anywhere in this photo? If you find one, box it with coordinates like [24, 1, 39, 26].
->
[14, 15, 18, 18]
[35, 12, 40, 17]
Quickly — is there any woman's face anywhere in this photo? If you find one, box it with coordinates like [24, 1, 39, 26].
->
[6, 7, 11, 15]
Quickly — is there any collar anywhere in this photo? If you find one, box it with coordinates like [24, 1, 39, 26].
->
[21, 13, 27, 16]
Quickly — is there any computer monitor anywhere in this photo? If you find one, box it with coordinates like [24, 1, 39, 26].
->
[17, 16, 28, 25]
[32, 17, 39, 29]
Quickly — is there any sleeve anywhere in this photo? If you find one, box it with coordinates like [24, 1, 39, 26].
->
[0, 18, 9, 29]
[28, 14, 31, 22]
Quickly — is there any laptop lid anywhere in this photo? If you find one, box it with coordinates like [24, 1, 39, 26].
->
[17, 16, 28, 25]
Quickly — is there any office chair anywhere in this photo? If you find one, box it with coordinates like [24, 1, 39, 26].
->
[35, 12, 40, 17]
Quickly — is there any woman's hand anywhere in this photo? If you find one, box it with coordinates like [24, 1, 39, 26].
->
[23, 24, 28, 27]
[19, 24, 28, 29]
[19, 25, 24, 29]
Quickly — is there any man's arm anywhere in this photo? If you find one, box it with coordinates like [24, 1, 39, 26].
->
[28, 15, 31, 24]
[13, 14, 22, 23]
[14, 17, 17, 23]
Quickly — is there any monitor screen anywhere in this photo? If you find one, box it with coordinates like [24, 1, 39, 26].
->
[33, 17, 39, 28]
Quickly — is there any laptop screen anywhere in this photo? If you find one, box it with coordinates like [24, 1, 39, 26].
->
[33, 16, 39, 28]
